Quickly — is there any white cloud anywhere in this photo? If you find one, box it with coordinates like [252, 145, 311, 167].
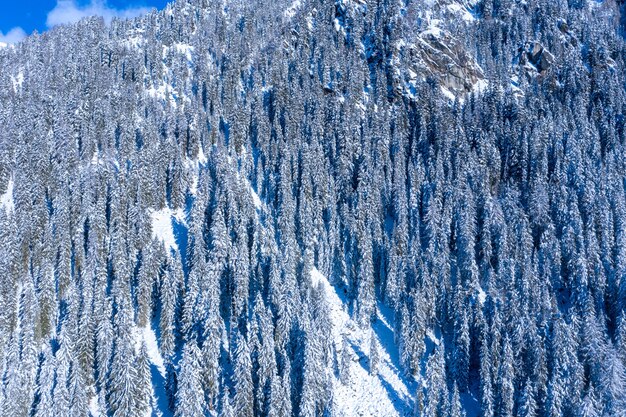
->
[46, 0, 150, 28]
[0, 27, 27, 45]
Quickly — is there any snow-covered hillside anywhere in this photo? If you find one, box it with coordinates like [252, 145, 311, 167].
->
[2, 0, 626, 416]
[311, 269, 416, 417]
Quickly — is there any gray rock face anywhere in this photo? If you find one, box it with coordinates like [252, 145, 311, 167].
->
[516, 41, 555, 75]
[406, 28, 485, 94]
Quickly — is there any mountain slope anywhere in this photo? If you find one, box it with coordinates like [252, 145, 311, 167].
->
[0, 0, 626, 416]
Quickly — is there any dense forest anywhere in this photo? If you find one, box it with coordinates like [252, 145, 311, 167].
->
[0, 0, 625, 416]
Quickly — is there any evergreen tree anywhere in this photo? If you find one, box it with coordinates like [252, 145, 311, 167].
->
[136, 339, 154, 416]
[369, 331, 380, 377]
[221, 386, 235, 417]
[0, 1, 625, 415]
[340, 334, 352, 385]
[175, 341, 206, 417]
[449, 383, 465, 417]
[424, 344, 447, 417]
[34, 348, 56, 417]
[498, 337, 515, 417]
[518, 379, 537, 417]
[578, 384, 601, 417]
[234, 335, 254, 417]
[108, 303, 138, 417]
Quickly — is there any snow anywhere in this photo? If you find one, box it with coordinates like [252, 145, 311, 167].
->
[173, 43, 194, 63]
[184, 145, 207, 196]
[477, 286, 487, 305]
[440, 78, 487, 104]
[441, 86, 456, 101]
[334, 17, 343, 33]
[425, 329, 439, 346]
[197, 144, 207, 165]
[284, 0, 302, 19]
[149, 207, 185, 252]
[188, 171, 200, 196]
[146, 82, 170, 102]
[0, 179, 14, 214]
[421, 24, 443, 38]
[249, 185, 262, 209]
[136, 326, 171, 417]
[145, 43, 194, 107]
[139, 326, 166, 377]
[447, 3, 476, 22]
[472, 78, 489, 94]
[124, 28, 146, 49]
[509, 75, 524, 98]
[0, 42, 6, 48]
[125, 37, 145, 49]
[11, 71, 24, 93]
[310, 268, 416, 417]
[88, 395, 102, 417]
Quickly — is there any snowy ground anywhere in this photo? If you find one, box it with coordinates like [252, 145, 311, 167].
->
[311, 269, 417, 417]
[139, 326, 173, 417]
[0, 179, 14, 214]
[150, 207, 186, 253]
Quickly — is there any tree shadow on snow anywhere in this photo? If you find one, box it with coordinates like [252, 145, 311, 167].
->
[349, 341, 371, 374]
[378, 375, 412, 416]
[150, 363, 173, 417]
[372, 302, 405, 378]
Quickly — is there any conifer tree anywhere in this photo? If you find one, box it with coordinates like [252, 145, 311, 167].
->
[498, 337, 515, 417]
[175, 341, 206, 417]
[136, 339, 154, 416]
[221, 386, 235, 417]
[340, 334, 352, 385]
[34, 348, 56, 417]
[518, 379, 537, 417]
[449, 383, 465, 417]
[424, 344, 447, 417]
[369, 330, 380, 377]
[234, 335, 254, 417]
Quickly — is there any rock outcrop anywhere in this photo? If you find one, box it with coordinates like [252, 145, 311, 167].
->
[515, 41, 555, 77]
[409, 28, 485, 94]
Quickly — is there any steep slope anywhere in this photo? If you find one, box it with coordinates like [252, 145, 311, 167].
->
[311, 268, 416, 417]
[1, 0, 626, 417]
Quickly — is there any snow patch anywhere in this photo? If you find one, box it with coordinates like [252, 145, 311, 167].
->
[135, 325, 170, 417]
[184, 146, 207, 196]
[88, 395, 102, 417]
[173, 43, 194, 63]
[477, 286, 487, 305]
[139, 326, 165, 377]
[124, 28, 146, 49]
[441, 86, 456, 101]
[146, 82, 170, 102]
[472, 78, 489, 93]
[149, 207, 185, 252]
[447, 3, 476, 22]
[197, 144, 207, 165]
[421, 21, 443, 38]
[284, 0, 302, 19]
[11, 71, 24, 93]
[250, 185, 262, 209]
[145, 43, 195, 107]
[0, 179, 14, 214]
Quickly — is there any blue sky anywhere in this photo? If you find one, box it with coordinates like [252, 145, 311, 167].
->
[0, 0, 169, 43]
